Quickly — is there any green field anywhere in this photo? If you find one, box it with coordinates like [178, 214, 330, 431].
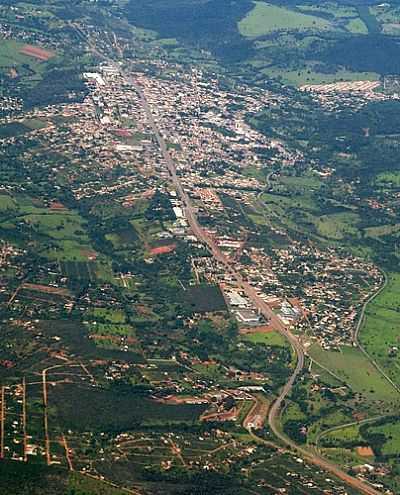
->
[315, 212, 360, 240]
[308, 344, 398, 406]
[322, 423, 361, 446]
[238, 2, 334, 37]
[0, 40, 37, 68]
[376, 171, 400, 187]
[297, 3, 359, 20]
[88, 308, 127, 323]
[364, 224, 400, 238]
[243, 330, 287, 347]
[360, 273, 400, 387]
[367, 419, 400, 456]
[346, 17, 368, 34]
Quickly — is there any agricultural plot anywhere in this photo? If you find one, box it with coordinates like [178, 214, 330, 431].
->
[39, 320, 144, 363]
[4, 207, 97, 262]
[315, 212, 361, 240]
[185, 284, 227, 313]
[59, 260, 97, 284]
[242, 330, 287, 347]
[49, 384, 207, 431]
[87, 308, 127, 324]
[0, 40, 43, 70]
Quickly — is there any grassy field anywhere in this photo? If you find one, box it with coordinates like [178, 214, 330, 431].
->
[364, 223, 400, 238]
[346, 17, 368, 34]
[297, 4, 359, 20]
[376, 171, 400, 187]
[308, 344, 398, 406]
[238, 2, 333, 37]
[243, 330, 287, 347]
[360, 272, 400, 387]
[0, 40, 38, 68]
[88, 308, 127, 324]
[367, 419, 400, 456]
[315, 212, 360, 240]
[260, 65, 379, 87]
[69, 473, 127, 494]
[321, 423, 361, 446]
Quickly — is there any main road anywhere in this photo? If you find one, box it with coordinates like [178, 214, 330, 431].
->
[81, 40, 382, 494]
[129, 75, 383, 495]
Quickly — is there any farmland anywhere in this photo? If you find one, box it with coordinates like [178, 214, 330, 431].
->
[185, 284, 227, 313]
[50, 384, 207, 431]
[0, 39, 45, 71]
[242, 330, 287, 347]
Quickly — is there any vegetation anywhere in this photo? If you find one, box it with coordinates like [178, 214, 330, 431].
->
[238, 2, 334, 37]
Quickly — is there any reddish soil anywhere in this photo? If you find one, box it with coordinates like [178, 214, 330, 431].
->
[22, 283, 70, 297]
[150, 244, 176, 256]
[49, 201, 66, 210]
[20, 44, 55, 61]
[356, 446, 374, 457]
[239, 323, 276, 335]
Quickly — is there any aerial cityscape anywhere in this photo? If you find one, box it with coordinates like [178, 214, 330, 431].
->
[0, 0, 400, 494]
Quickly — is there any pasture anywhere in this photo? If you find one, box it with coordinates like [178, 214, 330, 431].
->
[308, 344, 398, 406]
[360, 272, 400, 387]
[238, 2, 333, 37]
